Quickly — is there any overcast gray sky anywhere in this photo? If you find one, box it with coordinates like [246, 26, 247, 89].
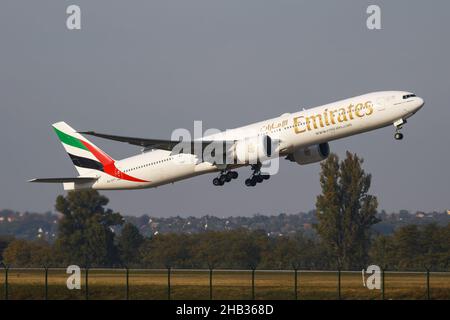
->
[0, 1, 449, 217]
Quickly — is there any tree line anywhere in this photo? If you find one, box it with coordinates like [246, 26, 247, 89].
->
[1, 223, 449, 270]
[0, 152, 448, 270]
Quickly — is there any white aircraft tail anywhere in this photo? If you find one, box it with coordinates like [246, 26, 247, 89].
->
[52, 121, 115, 175]
[29, 121, 115, 190]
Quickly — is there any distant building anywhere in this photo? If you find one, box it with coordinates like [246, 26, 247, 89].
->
[447, 210, 450, 216]
[303, 223, 312, 230]
[415, 212, 425, 218]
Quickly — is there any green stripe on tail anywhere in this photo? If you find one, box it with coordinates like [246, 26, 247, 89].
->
[53, 127, 88, 151]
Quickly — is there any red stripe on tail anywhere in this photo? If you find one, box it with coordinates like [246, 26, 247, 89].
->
[80, 140, 149, 183]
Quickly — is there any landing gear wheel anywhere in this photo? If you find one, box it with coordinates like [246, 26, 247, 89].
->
[245, 178, 253, 187]
[214, 170, 239, 186]
[244, 163, 266, 187]
[226, 171, 234, 182]
[219, 175, 227, 184]
[395, 132, 404, 140]
[261, 174, 270, 180]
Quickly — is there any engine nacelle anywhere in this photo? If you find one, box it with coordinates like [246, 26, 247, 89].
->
[286, 143, 330, 165]
[232, 135, 272, 164]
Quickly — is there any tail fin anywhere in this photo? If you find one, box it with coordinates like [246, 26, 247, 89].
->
[52, 121, 115, 175]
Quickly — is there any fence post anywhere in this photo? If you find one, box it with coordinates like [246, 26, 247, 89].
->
[251, 268, 255, 300]
[167, 267, 171, 300]
[2, 264, 8, 300]
[381, 268, 385, 300]
[209, 268, 213, 300]
[125, 267, 129, 300]
[85, 266, 89, 300]
[426, 268, 430, 300]
[44, 266, 49, 300]
[294, 269, 298, 300]
[337, 268, 341, 300]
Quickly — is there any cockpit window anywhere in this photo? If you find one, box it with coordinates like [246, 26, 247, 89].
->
[403, 94, 416, 99]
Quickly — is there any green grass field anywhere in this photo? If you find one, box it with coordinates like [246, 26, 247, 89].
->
[0, 269, 449, 300]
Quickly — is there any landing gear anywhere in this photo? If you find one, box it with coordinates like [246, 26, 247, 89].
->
[244, 164, 270, 187]
[393, 119, 406, 141]
[394, 132, 404, 140]
[212, 170, 238, 186]
[226, 171, 238, 181]
[245, 178, 256, 187]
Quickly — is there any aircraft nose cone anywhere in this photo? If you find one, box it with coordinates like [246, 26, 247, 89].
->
[418, 97, 425, 108]
[416, 97, 425, 110]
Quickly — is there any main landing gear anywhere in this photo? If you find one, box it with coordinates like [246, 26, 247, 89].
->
[213, 170, 238, 186]
[393, 118, 406, 141]
[244, 164, 270, 187]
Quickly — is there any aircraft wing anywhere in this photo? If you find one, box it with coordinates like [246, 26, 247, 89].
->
[29, 177, 98, 183]
[79, 131, 182, 150]
[79, 131, 232, 153]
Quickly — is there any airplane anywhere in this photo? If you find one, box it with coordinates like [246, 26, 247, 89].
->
[29, 91, 424, 190]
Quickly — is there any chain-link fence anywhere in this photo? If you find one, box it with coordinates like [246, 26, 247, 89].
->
[0, 267, 449, 300]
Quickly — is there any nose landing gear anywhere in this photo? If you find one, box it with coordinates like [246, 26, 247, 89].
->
[394, 132, 404, 140]
[393, 118, 406, 141]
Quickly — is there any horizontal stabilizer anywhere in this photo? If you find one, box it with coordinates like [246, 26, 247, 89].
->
[28, 177, 98, 183]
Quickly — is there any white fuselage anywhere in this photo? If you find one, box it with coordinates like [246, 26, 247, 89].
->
[88, 91, 424, 190]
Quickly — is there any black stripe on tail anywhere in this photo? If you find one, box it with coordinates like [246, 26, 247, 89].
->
[68, 153, 104, 171]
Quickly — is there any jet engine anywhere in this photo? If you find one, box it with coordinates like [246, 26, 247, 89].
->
[232, 135, 272, 164]
[286, 143, 330, 165]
